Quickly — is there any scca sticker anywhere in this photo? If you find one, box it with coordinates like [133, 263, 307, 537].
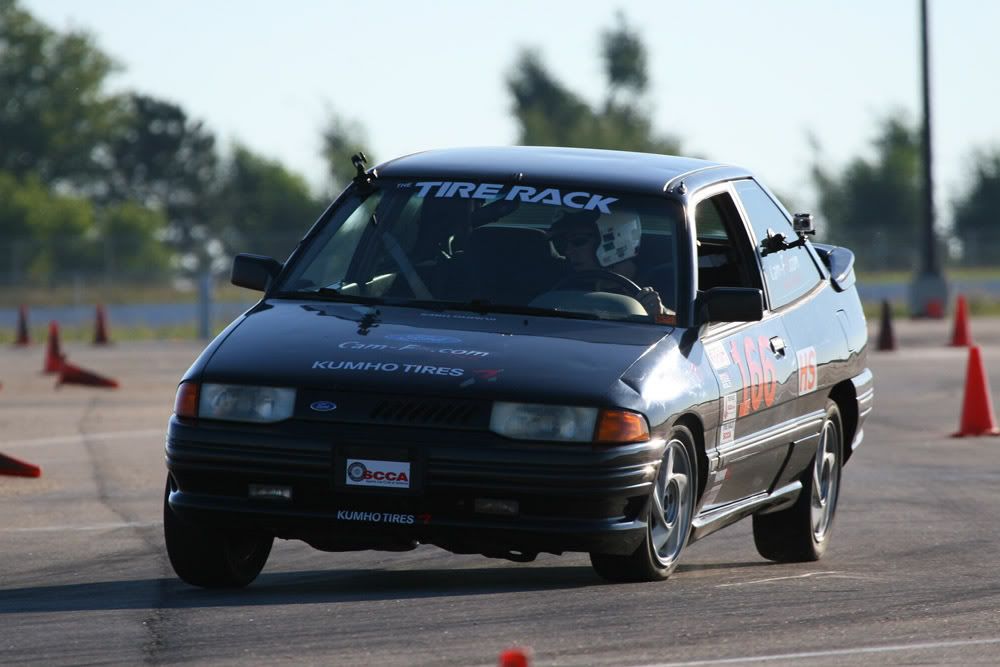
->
[706, 343, 730, 370]
[404, 181, 618, 214]
[719, 421, 736, 447]
[346, 459, 411, 489]
[722, 393, 738, 422]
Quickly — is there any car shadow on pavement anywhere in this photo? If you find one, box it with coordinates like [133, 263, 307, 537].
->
[676, 560, 773, 573]
[1, 565, 608, 613]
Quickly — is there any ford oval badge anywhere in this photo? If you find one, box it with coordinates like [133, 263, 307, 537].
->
[310, 401, 338, 412]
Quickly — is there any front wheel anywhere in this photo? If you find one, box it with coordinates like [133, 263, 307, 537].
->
[163, 477, 273, 588]
[753, 399, 843, 562]
[591, 427, 698, 582]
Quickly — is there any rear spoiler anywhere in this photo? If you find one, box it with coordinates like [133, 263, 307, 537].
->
[812, 243, 856, 292]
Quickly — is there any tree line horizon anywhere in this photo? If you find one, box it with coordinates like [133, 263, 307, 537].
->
[2, 2, 997, 286]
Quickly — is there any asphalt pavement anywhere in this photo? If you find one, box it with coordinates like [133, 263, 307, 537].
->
[2, 317, 1000, 665]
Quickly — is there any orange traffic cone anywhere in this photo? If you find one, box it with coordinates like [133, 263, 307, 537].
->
[498, 648, 531, 667]
[0, 451, 42, 478]
[14, 304, 30, 346]
[876, 299, 896, 351]
[950, 295, 972, 347]
[43, 321, 65, 374]
[953, 345, 1000, 437]
[93, 304, 110, 345]
[57, 360, 119, 389]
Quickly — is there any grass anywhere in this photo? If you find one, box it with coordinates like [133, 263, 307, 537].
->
[862, 295, 1000, 319]
[0, 321, 232, 345]
[857, 267, 1000, 285]
[0, 283, 255, 308]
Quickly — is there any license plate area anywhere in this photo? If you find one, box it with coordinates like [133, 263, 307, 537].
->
[333, 445, 424, 495]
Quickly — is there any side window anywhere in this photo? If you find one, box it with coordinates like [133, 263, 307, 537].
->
[734, 180, 821, 308]
[693, 192, 759, 291]
[694, 197, 729, 240]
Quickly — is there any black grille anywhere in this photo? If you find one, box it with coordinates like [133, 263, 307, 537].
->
[370, 399, 481, 427]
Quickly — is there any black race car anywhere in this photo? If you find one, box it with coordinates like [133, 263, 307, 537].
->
[164, 147, 873, 587]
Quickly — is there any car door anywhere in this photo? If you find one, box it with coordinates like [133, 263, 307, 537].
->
[731, 178, 844, 437]
[693, 184, 800, 510]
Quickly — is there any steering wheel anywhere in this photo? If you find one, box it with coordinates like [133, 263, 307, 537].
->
[550, 269, 644, 298]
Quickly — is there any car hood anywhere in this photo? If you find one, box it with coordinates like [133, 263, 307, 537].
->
[201, 299, 674, 405]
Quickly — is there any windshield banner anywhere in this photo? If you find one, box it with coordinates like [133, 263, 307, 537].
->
[402, 181, 618, 214]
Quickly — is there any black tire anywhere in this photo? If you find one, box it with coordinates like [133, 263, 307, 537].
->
[590, 426, 698, 582]
[753, 399, 843, 562]
[163, 477, 273, 588]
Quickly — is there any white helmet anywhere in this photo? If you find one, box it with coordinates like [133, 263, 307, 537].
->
[594, 212, 642, 267]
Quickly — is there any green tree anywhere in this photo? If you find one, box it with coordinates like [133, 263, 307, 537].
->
[103, 93, 220, 272]
[507, 13, 679, 154]
[98, 201, 172, 281]
[952, 148, 1000, 266]
[810, 113, 922, 270]
[0, 171, 99, 283]
[216, 145, 323, 261]
[602, 11, 648, 100]
[0, 0, 119, 186]
[321, 110, 372, 197]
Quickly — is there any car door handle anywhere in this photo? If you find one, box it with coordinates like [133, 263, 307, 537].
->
[769, 336, 786, 357]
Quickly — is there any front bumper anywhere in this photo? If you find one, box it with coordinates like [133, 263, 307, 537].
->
[165, 416, 664, 556]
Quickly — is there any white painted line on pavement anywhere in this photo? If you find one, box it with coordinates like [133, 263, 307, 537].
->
[1, 520, 162, 533]
[1, 428, 164, 449]
[632, 637, 1000, 667]
[715, 571, 866, 587]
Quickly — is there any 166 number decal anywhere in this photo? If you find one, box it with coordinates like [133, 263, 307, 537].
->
[728, 336, 778, 417]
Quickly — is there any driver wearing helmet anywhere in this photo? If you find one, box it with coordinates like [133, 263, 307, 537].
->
[549, 210, 673, 319]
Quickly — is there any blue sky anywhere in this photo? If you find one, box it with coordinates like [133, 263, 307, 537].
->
[27, 0, 1000, 223]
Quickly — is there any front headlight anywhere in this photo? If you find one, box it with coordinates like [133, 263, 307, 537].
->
[489, 402, 599, 442]
[198, 384, 296, 423]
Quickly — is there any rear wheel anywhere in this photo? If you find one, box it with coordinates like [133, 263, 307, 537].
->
[753, 399, 843, 562]
[591, 426, 697, 582]
[163, 476, 273, 588]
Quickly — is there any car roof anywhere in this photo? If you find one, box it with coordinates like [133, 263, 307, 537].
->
[375, 146, 752, 196]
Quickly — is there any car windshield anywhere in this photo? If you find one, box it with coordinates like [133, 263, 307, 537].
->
[277, 179, 684, 323]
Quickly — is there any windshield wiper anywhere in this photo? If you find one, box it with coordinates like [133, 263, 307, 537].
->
[406, 299, 601, 320]
[272, 289, 385, 306]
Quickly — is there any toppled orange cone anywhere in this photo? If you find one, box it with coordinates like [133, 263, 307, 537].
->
[0, 452, 42, 478]
[57, 360, 119, 389]
[14, 304, 30, 346]
[93, 304, 111, 345]
[43, 321, 65, 374]
[950, 295, 972, 347]
[953, 345, 1000, 437]
[498, 647, 531, 667]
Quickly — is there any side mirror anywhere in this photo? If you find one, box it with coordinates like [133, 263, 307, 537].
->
[699, 287, 764, 324]
[231, 254, 282, 291]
